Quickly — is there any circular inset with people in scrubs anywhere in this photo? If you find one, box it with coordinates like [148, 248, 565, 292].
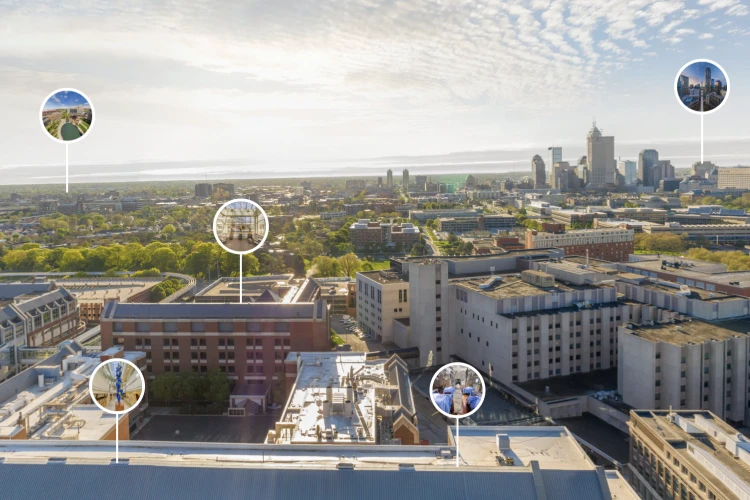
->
[430, 362, 485, 418]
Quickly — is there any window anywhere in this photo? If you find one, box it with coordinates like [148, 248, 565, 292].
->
[191, 322, 206, 333]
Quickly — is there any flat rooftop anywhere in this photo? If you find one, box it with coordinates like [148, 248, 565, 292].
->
[57, 279, 157, 303]
[622, 318, 750, 344]
[273, 352, 415, 445]
[0, 346, 145, 440]
[0, 439, 637, 500]
[638, 280, 744, 302]
[516, 368, 618, 403]
[632, 410, 750, 499]
[448, 426, 594, 470]
[452, 274, 608, 300]
[195, 276, 296, 302]
[103, 300, 326, 320]
[357, 270, 406, 285]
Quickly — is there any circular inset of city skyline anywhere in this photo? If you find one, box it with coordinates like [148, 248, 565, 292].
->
[674, 60, 729, 115]
[39, 88, 94, 143]
[429, 362, 485, 418]
[89, 359, 145, 415]
[213, 198, 269, 255]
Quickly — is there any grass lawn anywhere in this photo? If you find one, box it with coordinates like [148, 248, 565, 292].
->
[366, 260, 391, 270]
[330, 330, 345, 346]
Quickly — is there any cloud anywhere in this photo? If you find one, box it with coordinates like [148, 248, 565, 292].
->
[0, 0, 748, 178]
[699, 33, 715, 38]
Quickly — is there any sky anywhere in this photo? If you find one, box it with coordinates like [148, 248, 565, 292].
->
[680, 60, 728, 87]
[2, 0, 750, 185]
[42, 90, 91, 111]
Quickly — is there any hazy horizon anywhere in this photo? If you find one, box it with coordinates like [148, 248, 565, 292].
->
[2, 1, 750, 186]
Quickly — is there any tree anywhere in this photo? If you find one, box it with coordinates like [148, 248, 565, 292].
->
[176, 370, 204, 403]
[162, 224, 176, 239]
[150, 247, 178, 272]
[184, 242, 219, 278]
[337, 253, 362, 278]
[310, 256, 339, 277]
[634, 233, 687, 254]
[203, 368, 230, 404]
[410, 242, 428, 256]
[151, 371, 179, 405]
[59, 249, 86, 271]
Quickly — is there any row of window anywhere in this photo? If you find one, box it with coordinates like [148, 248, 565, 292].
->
[130, 337, 291, 348]
[115, 321, 293, 333]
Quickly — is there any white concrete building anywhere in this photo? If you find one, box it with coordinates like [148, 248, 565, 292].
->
[618, 319, 750, 425]
[356, 270, 409, 343]
[270, 352, 418, 445]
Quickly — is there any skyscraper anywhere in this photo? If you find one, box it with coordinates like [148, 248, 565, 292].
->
[705, 66, 711, 92]
[619, 159, 637, 185]
[386, 169, 393, 189]
[637, 149, 659, 187]
[586, 123, 615, 187]
[678, 74, 689, 97]
[402, 169, 409, 191]
[548, 146, 562, 185]
[531, 155, 546, 188]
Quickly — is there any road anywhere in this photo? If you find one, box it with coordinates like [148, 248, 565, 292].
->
[423, 232, 441, 256]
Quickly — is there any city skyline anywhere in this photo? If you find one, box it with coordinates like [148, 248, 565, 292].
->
[680, 60, 728, 88]
[0, 1, 749, 184]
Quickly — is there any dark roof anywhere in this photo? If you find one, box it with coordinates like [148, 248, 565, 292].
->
[16, 289, 74, 314]
[255, 290, 282, 303]
[106, 302, 324, 320]
[0, 464, 614, 500]
[0, 283, 54, 300]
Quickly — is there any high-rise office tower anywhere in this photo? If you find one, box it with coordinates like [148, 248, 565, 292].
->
[586, 123, 615, 187]
[531, 155, 546, 188]
[705, 66, 711, 91]
[678, 74, 689, 97]
[402, 169, 409, 191]
[548, 147, 562, 185]
[637, 149, 659, 187]
[386, 169, 393, 189]
[619, 159, 637, 185]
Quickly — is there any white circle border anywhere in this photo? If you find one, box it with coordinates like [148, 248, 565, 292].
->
[88, 358, 146, 415]
[674, 59, 730, 116]
[39, 88, 96, 145]
[212, 198, 270, 255]
[428, 362, 487, 419]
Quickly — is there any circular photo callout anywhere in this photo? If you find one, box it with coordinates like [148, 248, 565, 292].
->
[40, 88, 95, 144]
[430, 362, 485, 419]
[674, 59, 729, 115]
[89, 359, 145, 415]
[213, 198, 269, 255]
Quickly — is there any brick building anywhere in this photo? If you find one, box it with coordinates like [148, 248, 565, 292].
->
[525, 228, 634, 262]
[99, 300, 331, 402]
[349, 219, 420, 249]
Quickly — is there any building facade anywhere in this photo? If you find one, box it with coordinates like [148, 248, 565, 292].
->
[99, 301, 330, 399]
[629, 410, 750, 500]
[525, 228, 634, 262]
[618, 319, 750, 426]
